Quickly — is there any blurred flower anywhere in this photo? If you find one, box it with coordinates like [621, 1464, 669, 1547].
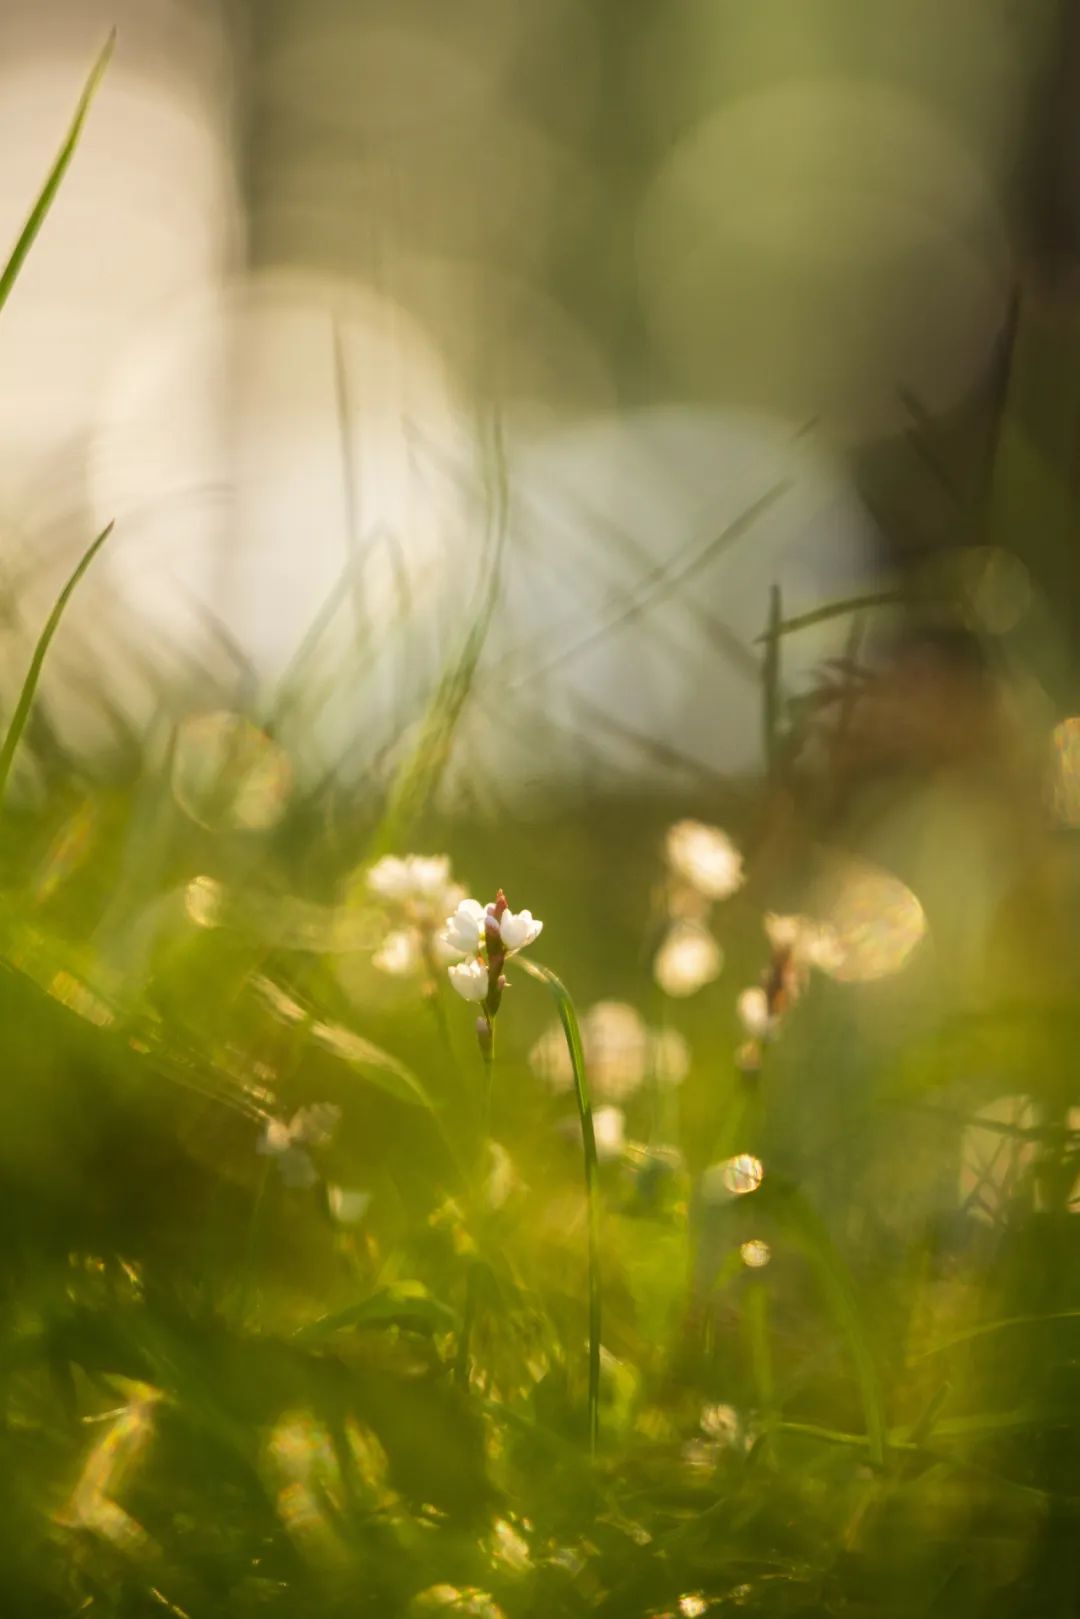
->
[368, 853, 469, 988]
[666, 820, 744, 900]
[531, 1001, 688, 1101]
[372, 928, 422, 977]
[651, 1025, 691, 1086]
[368, 854, 453, 903]
[586, 1001, 649, 1100]
[257, 1103, 341, 1188]
[499, 907, 543, 951]
[592, 1105, 626, 1162]
[764, 912, 843, 975]
[449, 959, 489, 1002]
[736, 986, 774, 1040]
[443, 897, 487, 958]
[654, 920, 722, 997]
[740, 1239, 771, 1268]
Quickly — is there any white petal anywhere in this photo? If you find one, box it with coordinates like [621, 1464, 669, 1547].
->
[448, 960, 489, 1002]
[499, 908, 543, 951]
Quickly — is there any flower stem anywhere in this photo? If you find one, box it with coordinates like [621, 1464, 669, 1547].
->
[520, 958, 601, 1455]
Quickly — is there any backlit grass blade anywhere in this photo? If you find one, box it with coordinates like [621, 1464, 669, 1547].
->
[0, 521, 114, 807]
[520, 956, 601, 1454]
[0, 32, 115, 317]
[762, 581, 782, 776]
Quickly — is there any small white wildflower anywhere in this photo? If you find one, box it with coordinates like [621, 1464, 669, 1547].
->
[448, 959, 489, 1002]
[736, 986, 774, 1040]
[372, 928, 422, 977]
[443, 898, 487, 957]
[498, 908, 543, 952]
[654, 921, 722, 998]
[679, 1594, 709, 1618]
[591, 1105, 626, 1163]
[666, 820, 744, 900]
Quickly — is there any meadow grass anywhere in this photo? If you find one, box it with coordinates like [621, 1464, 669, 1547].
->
[0, 38, 1078, 1619]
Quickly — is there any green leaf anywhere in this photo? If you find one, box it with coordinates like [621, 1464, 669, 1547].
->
[0, 32, 115, 317]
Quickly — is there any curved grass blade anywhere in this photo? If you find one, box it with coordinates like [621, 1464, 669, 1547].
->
[0, 521, 114, 807]
[0, 32, 115, 317]
[520, 956, 601, 1454]
[370, 408, 509, 855]
[753, 588, 906, 643]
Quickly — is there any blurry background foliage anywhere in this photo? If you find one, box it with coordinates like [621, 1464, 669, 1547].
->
[0, 3, 1079, 1616]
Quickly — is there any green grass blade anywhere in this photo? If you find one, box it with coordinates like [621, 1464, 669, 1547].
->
[0, 32, 115, 317]
[0, 520, 114, 807]
[370, 409, 509, 855]
[760, 1175, 887, 1467]
[520, 956, 601, 1454]
[762, 581, 782, 776]
[753, 589, 906, 643]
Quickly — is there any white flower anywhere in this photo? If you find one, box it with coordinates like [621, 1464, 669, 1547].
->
[736, 986, 774, 1040]
[654, 920, 722, 997]
[443, 898, 487, 957]
[448, 958, 489, 1002]
[666, 820, 744, 900]
[498, 908, 543, 952]
[367, 853, 454, 905]
[591, 1105, 626, 1162]
[257, 1103, 341, 1188]
[372, 928, 422, 976]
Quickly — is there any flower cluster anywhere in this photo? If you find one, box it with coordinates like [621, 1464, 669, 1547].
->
[734, 911, 843, 1070]
[441, 890, 543, 1047]
[653, 821, 744, 998]
[366, 854, 466, 982]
